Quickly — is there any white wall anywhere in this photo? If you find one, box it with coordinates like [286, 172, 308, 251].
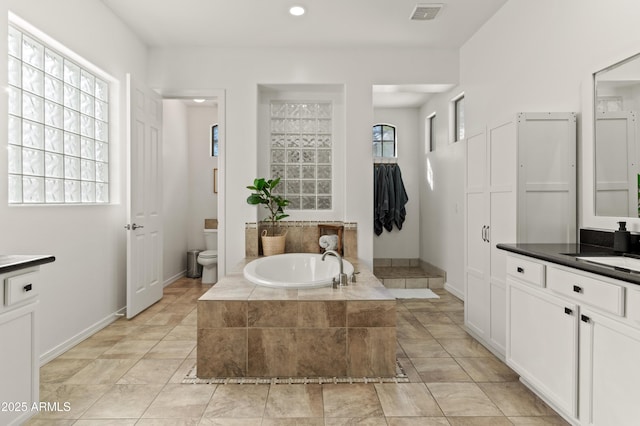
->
[187, 105, 219, 249]
[418, 0, 640, 300]
[162, 100, 189, 282]
[0, 0, 148, 361]
[460, 0, 640, 233]
[148, 47, 459, 270]
[418, 93, 465, 298]
[373, 108, 421, 259]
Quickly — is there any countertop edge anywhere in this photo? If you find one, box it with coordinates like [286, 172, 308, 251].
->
[497, 243, 640, 285]
[0, 255, 56, 274]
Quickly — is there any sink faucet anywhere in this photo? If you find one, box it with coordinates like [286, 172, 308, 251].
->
[321, 250, 348, 287]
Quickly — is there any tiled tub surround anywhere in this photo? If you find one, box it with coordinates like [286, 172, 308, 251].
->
[373, 258, 446, 289]
[245, 221, 357, 257]
[197, 258, 396, 378]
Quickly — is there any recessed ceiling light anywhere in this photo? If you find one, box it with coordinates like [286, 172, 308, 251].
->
[289, 6, 305, 16]
[193, 99, 205, 103]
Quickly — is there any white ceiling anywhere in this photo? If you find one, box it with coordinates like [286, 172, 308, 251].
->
[101, 0, 507, 107]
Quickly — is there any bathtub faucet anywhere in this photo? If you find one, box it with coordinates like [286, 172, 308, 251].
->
[321, 250, 349, 287]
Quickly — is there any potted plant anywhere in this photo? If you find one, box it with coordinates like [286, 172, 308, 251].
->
[246, 177, 290, 256]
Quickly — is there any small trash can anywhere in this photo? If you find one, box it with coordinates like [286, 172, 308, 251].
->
[186, 249, 202, 278]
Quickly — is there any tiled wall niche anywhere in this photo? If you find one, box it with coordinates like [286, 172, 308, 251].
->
[245, 221, 357, 258]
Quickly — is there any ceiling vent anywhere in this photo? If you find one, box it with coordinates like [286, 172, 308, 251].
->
[410, 3, 443, 21]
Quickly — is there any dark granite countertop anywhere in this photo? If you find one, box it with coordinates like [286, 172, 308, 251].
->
[496, 243, 640, 286]
[0, 255, 55, 274]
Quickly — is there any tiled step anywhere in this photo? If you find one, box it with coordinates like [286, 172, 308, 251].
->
[373, 266, 444, 289]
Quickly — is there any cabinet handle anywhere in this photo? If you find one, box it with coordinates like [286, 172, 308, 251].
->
[517, 267, 525, 274]
[486, 226, 490, 243]
[564, 307, 573, 315]
[573, 285, 582, 293]
[581, 315, 591, 323]
[23, 283, 32, 292]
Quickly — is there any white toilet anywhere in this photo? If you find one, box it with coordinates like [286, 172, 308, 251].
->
[197, 229, 218, 284]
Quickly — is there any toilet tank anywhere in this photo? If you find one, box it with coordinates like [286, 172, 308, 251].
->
[203, 229, 218, 250]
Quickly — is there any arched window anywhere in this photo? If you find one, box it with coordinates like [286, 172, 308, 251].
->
[373, 124, 396, 158]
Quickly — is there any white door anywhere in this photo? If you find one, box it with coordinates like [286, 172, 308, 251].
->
[126, 74, 163, 319]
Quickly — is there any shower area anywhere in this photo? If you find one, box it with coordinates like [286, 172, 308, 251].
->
[372, 101, 445, 290]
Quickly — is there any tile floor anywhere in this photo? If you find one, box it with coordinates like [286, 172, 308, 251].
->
[27, 277, 569, 425]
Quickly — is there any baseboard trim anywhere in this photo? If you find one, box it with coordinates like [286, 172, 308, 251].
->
[444, 282, 464, 301]
[164, 270, 186, 287]
[39, 308, 123, 365]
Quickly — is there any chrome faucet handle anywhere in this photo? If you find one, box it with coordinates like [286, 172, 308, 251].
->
[338, 273, 349, 286]
[332, 276, 339, 289]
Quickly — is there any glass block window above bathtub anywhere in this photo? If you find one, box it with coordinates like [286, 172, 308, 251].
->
[7, 25, 110, 204]
[270, 101, 332, 210]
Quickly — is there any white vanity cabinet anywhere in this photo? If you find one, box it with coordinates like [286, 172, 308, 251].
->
[505, 252, 640, 426]
[465, 112, 576, 357]
[579, 309, 640, 426]
[0, 266, 41, 426]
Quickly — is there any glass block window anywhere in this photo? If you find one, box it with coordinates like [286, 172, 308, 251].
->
[7, 25, 110, 204]
[269, 101, 332, 210]
[373, 124, 396, 158]
[211, 124, 218, 157]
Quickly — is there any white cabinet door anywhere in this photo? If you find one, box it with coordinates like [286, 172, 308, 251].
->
[465, 130, 489, 340]
[579, 309, 640, 426]
[507, 279, 578, 418]
[0, 302, 38, 426]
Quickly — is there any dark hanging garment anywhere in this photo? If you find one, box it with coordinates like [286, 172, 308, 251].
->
[373, 165, 388, 236]
[384, 165, 396, 232]
[373, 163, 409, 234]
[392, 165, 409, 229]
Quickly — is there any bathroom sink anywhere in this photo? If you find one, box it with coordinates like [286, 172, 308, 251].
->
[576, 256, 640, 272]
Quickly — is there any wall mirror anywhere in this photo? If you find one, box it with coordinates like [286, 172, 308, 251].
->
[594, 52, 640, 217]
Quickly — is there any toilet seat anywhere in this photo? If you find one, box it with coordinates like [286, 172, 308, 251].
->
[199, 250, 217, 259]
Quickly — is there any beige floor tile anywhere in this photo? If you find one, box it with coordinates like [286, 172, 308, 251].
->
[446, 311, 465, 325]
[261, 419, 324, 426]
[427, 382, 502, 417]
[397, 357, 422, 383]
[168, 358, 197, 384]
[81, 384, 163, 419]
[145, 311, 189, 326]
[202, 384, 269, 418]
[264, 384, 324, 418]
[413, 311, 455, 326]
[374, 383, 443, 417]
[180, 309, 198, 325]
[386, 418, 450, 426]
[479, 382, 558, 417]
[324, 418, 388, 425]
[116, 358, 184, 384]
[199, 419, 263, 426]
[163, 325, 197, 341]
[438, 338, 494, 358]
[456, 357, 519, 382]
[447, 417, 514, 425]
[37, 384, 111, 419]
[100, 339, 158, 359]
[142, 383, 216, 418]
[24, 419, 76, 426]
[411, 358, 473, 382]
[40, 359, 93, 383]
[424, 324, 469, 339]
[73, 420, 137, 425]
[136, 419, 200, 426]
[144, 340, 196, 359]
[323, 384, 384, 418]
[400, 339, 450, 358]
[508, 416, 570, 425]
[120, 325, 173, 341]
[64, 358, 138, 384]
[58, 339, 118, 360]
[161, 302, 196, 315]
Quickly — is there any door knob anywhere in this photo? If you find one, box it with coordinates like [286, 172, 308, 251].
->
[132, 223, 144, 230]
